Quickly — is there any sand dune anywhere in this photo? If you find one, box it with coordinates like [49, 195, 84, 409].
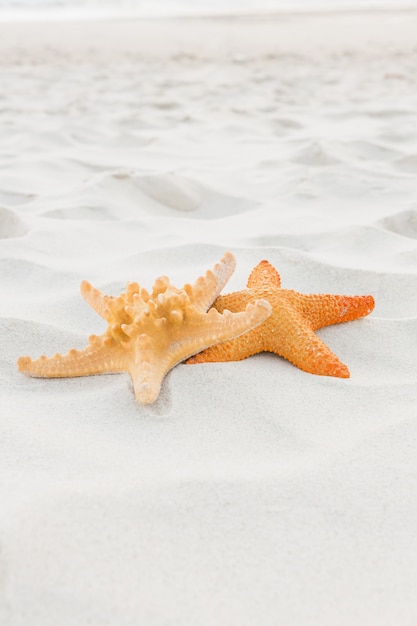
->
[1, 10, 417, 626]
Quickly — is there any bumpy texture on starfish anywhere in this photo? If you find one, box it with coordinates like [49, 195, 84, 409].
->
[17, 253, 271, 404]
[187, 260, 375, 377]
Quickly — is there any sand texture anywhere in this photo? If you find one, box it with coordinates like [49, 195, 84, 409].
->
[1, 11, 417, 626]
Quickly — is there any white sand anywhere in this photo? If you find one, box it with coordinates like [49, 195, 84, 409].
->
[1, 10, 417, 625]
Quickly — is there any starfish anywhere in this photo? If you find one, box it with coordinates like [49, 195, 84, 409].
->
[17, 252, 271, 404]
[187, 260, 375, 378]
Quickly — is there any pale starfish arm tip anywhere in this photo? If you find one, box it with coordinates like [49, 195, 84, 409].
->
[134, 381, 159, 405]
[80, 280, 110, 319]
[188, 251, 236, 312]
[216, 251, 236, 287]
[206, 297, 271, 341]
[220, 250, 236, 268]
[253, 298, 271, 315]
[185, 298, 271, 364]
[240, 298, 272, 330]
[17, 356, 32, 373]
[80, 279, 95, 301]
[129, 358, 165, 405]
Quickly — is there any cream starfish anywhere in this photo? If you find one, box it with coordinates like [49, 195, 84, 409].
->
[187, 260, 375, 377]
[17, 252, 271, 404]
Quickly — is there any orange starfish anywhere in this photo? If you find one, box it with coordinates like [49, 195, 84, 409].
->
[187, 260, 375, 377]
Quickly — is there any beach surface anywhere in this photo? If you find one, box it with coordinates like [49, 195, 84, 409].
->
[1, 10, 417, 625]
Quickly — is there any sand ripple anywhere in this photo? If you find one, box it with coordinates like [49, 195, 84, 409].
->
[0, 207, 27, 239]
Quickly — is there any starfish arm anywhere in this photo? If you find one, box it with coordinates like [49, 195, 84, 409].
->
[186, 326, 263, 363]
[80, 280, 111, 319]
[185, 251, 237, 312]
[209, 290, 253, 314]
[266, 311, 350, 378]
[118, 333, 181, 405]
[296, 293, 375, 330]
[186, 300, 270, 364]
[247, 260, 281, 289]
[17, 338, 125, 378]
[130, 366, 162, 405]
[186, 299, 270, 355]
